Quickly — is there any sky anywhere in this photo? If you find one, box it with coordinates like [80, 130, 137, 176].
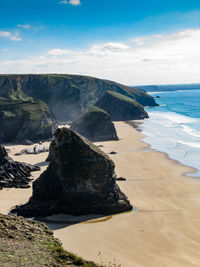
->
[0, 0, 200, 85]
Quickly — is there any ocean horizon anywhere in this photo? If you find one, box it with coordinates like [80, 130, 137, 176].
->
[140, 89, 200, 177]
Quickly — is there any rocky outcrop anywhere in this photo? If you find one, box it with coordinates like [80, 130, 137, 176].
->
[0, 214, 97, 266]
[96, 91, 149, 121]
[12, 128, 132, 217]
[71, 106, 118, 142]
[15, 144, 49, 156]
[0, 74, 158, 122]
[0, 145, 40, 189]
[0, 98, 56, 143]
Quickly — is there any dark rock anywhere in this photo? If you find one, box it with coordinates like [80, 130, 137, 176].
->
[155, 95, 160, 98]
[71, 106, 118, 142]
[96, 91, 149, 121]
[98, 145, 104, 148]
[116, 177, 126, 181]
[12, 128, 132, 217]
[0, 145, 40, 189]
[109, 151, 117, 155]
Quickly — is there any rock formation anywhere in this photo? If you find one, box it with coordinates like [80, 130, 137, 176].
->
[0, 74, 158, 122]
[0, 98, 56, 143]
[95, 91, 149, 121]
[71, 106, 118, 142]
[12, 128, 132, 217]
[15, 144, 49, 156]
[0, 145, 40, 189]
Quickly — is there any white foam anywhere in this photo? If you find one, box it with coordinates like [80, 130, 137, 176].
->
[149, 112, 197, 124]
[182, 125, 200, 138]
[177, 140, 200, 149]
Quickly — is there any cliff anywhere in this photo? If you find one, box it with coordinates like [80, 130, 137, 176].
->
[0, 213, 98, 266]
[0, 74, 157, 122]
[95, 91, 149, 121]
[71, 106, 118, 142]
[0, 97, 55, 143]
[12, 128, 132, 217]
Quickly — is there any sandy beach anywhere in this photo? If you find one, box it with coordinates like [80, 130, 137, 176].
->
[1, 122, 200, 266]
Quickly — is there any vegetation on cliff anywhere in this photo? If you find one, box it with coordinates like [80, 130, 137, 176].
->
[0, 74, 157, 122]
[95, 91, 149, 121]
[0, 97, 55, 143]
[0, 214, 98, 266]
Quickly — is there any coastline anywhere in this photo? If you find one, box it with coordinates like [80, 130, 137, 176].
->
[49, 122, 200, 267]
[126, 120, 199, 178]
[1, 122, 200, 266]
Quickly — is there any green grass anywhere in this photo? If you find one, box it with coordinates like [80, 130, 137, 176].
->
[107, 91, 140, 106]
[0, 214, 99, 267]
[88, 106, 109, 116]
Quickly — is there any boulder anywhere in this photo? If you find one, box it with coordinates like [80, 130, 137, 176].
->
[95, 91, 149, 121]
[71, 106, 118, 142]
[0, 145, 40, 189]
[16, 144, 49, 156]
[12, 128, 132, 217]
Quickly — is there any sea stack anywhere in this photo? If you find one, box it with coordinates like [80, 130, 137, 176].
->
[95, 91, 149, 121]
[71, 106, 118, 142]
[12, 128, 132, 217]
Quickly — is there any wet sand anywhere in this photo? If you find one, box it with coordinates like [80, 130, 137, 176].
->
[1, 122, 200, 266]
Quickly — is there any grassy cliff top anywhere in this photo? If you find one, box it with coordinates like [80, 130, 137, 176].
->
[106, 91, 140, 106]
[0, 98, 49, 121]
[88, 106, 109, 116]
[0, 214, 98, 267]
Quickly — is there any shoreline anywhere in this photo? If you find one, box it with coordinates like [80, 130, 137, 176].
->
[1, 122, 200, 266]
[126, 120, 199, 178]
[50, 122, 200, 267]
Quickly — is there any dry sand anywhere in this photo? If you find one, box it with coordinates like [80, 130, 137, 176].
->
[1, 122, 200, 266]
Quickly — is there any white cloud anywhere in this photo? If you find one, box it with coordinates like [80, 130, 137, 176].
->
[91, 42, 130, 52]
[1, 29, 200, 85]
[59, 0, 81, 5]
[47, 49, 75, 56]
[17, 24, 31, 29]
[0, 31, 21, 41]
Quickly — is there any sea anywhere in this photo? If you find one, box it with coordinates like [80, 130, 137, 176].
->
[140, 89, 200, 177]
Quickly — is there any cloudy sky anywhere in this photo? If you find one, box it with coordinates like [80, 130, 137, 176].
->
[0, 0, 200, 85]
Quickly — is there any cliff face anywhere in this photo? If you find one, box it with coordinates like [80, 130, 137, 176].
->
[95, 91, 149, 121]
[12, 128, 132, 217]
[0, 98, 55, 143]
[0, 74, 157, 122]
[71, 106, 118, 142]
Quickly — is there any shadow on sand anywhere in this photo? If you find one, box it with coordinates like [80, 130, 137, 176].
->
[37, 213, 113, 230]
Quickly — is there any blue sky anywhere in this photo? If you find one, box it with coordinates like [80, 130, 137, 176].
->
[0, 0, 200, 84]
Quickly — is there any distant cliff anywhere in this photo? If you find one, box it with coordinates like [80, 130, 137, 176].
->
[0, 74, 158, 122]
[95, 91, 149, 121]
